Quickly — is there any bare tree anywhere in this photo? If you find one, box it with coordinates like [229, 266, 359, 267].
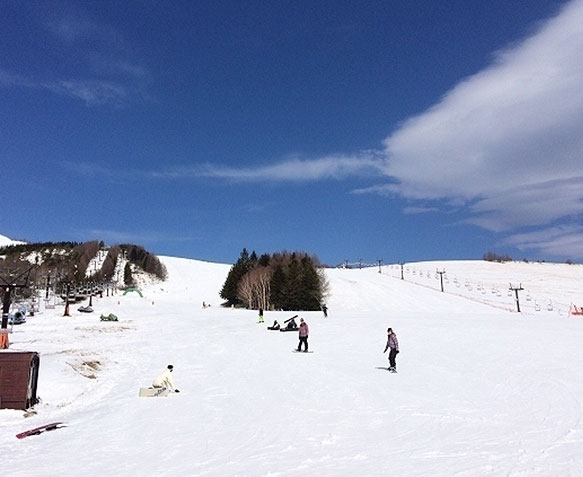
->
[237, 266, 273, 309]
[251, 266, 272, 310]
[237, 272, 255, 308]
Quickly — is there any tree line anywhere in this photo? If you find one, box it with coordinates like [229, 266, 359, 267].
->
[0, 240, 166, 286]
[220, 249, 328, 311]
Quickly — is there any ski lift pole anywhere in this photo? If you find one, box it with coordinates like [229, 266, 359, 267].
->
[0, 266, 33, 348]
[509, 283, 524, 312]
[436, 269, 446, 292]
[45, 272, 51, 300]
[0, 287, 11, 349]
[63, 283, 71, 316]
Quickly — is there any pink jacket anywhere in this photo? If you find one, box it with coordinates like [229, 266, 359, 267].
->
[299, 322, 309, 337]
[386, 333, 399, 352]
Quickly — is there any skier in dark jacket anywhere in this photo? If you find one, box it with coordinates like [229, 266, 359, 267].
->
[383, 328, 399, 372]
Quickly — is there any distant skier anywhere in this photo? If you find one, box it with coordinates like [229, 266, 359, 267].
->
[383, 328, 399, 372]
[322, 304, 328, 317]
[297, 318, 309, 352]
[258, 308, 264, 323]
[153, 364, 180, 393]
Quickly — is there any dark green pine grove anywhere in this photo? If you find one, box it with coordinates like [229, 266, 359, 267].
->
[220, 249, 328, 311]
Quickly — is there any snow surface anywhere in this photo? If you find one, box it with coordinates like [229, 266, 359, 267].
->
[0, 233, 25, 247]
[2, 257, 583, 476]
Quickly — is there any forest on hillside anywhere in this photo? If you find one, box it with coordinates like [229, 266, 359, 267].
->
[220, 249, 328, 311]
[0, 240, 167, 290]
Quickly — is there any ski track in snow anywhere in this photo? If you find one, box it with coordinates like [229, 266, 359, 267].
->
[1, 258, 583, 476]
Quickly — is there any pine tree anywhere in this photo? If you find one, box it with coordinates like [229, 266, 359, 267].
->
[270, 263, 286, 310]
[283, 255, 302, 310]
[299, 255, 321, 310]
[220, 248, 253, 306]
[124, 262, 134, 286]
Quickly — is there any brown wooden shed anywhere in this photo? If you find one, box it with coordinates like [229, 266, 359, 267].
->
[0, 351, 40, 410]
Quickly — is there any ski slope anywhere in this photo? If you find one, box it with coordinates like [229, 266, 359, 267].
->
[2, 257, 583, 476]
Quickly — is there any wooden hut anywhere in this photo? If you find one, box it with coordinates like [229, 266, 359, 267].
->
[0, 351, 40, 410]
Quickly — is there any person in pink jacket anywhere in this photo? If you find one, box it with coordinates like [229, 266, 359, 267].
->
[297, 318, 309, 352]
[383, 328, 399, 372]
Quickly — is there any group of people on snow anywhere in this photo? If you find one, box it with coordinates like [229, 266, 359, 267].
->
[266, 315, 310, 351]
[151, 315, 400, 396]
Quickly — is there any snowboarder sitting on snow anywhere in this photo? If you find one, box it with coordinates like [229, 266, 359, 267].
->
[268, 320, 280, 330]
[152, 364, 180, 393]
[297, 318, 309, 352]
[285, 317, 298, 330]
[383, 328, 399, 372]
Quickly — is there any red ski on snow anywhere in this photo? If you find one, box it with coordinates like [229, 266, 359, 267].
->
[16, 422, 66, 439]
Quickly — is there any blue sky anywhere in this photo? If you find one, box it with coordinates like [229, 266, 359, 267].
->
[1, 0, 582, 265]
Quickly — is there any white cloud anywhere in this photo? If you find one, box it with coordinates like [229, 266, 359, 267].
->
[156, 152, 386, 182]
[503, 225, 583, 259]
[47, 79, 128, 105]
[402, 206, 441, 215]
[0, 69, 129, 106]
[381, 0, 583, 232]
[186, 0, 582, 247]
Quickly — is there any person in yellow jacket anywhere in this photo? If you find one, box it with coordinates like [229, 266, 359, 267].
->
[152, 364, 180, 393]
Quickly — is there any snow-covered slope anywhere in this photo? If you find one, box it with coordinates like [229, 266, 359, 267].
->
[2, 257, 583, 476]
[0, 233, 25, 247]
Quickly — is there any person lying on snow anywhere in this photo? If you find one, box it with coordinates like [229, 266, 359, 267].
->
[153, 364, 180, 393]
[268, 320, 280, 330]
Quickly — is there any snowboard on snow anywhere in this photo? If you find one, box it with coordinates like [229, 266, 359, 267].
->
[16, 422, 66, 439]
[139, 387, 170, 397]
[292, 349, 314, 353]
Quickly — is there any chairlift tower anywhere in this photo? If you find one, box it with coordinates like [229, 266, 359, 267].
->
[436, 269, 446, 292]
[0, 266, 34, 349]
[509, 283, 524, 312]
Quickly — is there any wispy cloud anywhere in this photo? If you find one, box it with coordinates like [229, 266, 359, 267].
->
[60, 161, 126, 181]
[48, 79, 129, 106]
[44, 11, 97, 43]
[503, 225, 583, 259]
[0, 8, 149, 107]
[402, 206, 441, 215]
[0, 69, 131, 106]
[154, 152, 386, 182]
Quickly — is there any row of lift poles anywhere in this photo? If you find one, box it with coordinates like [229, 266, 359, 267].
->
[395, 262, 525, 312]
[1, 267, 33, 349]
[1, 267, 118, 349]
